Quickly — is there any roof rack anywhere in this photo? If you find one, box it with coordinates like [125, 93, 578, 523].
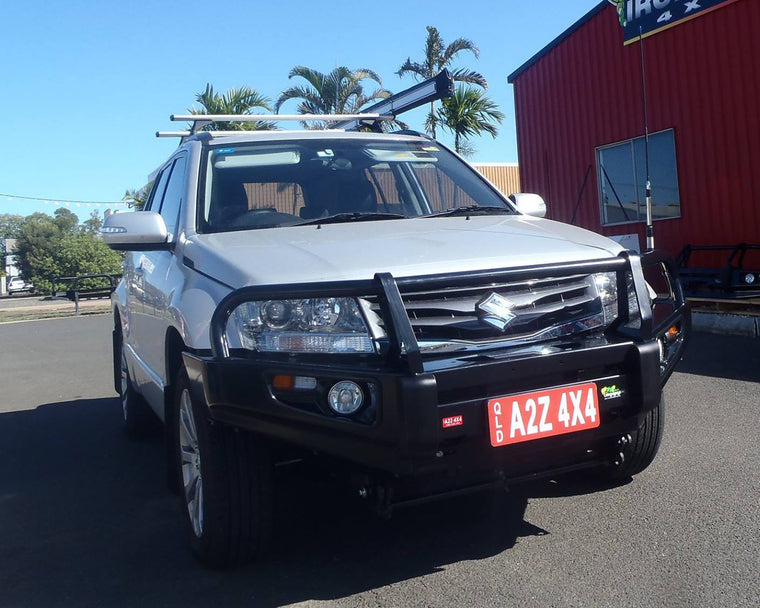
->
[157, 69, 455, 141]
[156, 114, 394, 139]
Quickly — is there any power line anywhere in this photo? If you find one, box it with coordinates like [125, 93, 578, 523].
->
[0, 192, 128, 205]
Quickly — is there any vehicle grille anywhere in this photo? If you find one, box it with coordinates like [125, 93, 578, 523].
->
[371, 273, 610, 354]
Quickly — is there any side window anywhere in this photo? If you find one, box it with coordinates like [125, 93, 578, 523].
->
[157, 156, 187, 238]
[596, 129, 681, 226]
[145, 167, 171, 212]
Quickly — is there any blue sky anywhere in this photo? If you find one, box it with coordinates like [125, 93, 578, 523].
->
[1, 0, 601, 222]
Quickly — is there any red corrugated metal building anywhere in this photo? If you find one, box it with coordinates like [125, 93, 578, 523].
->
[508, 0, 760, 259]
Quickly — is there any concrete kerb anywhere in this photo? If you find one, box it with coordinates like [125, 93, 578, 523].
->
[0, 296, 111, 322]
[690, 311, 760, 338]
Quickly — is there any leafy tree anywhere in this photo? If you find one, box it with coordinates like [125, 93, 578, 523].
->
[81, 210, 103, 235]
[275, 66, 392, 129]
[56, 232, 123, 290]
[14, 213, 66, 292]
[436, 86, 504, 157]
[0, 213, 26, 239]
[189, 84, 275, 131]
[397, 26, 486, 138]
[13, 212, 122, 294]
[53, 207, 80, 235]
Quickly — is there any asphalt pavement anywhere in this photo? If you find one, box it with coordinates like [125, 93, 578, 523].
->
[0, 315, 758, 607]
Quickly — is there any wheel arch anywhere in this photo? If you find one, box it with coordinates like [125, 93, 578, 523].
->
[164, 325, 187, 411]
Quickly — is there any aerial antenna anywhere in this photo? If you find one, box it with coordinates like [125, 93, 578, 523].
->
[639, 25, 654, 250]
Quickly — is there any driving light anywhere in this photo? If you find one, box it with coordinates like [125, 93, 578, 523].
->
[230, 297, 375, 354]
[327, 381, 364, 415]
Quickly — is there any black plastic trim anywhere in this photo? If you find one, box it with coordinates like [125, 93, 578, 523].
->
[183, 335, 665, 477]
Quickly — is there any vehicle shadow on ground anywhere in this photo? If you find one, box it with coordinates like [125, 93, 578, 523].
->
[0, 397, 613, 607]
[677, 330, 760, 382]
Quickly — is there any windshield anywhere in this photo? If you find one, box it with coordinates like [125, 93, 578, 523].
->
[200, 138, 515, 232]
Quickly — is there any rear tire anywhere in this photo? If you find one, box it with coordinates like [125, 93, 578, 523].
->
[602, 395, 665, 480]
[174, 366, 273, 569]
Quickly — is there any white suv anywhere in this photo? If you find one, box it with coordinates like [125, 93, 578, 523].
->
[103, 74, 688, 568]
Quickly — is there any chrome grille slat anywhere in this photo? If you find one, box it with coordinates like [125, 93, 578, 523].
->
[381, 271, 609, 351]
[403, 285, 593, 317]
[401, 274, 589, 302]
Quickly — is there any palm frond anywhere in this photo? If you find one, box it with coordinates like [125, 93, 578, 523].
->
[442, 37, 480, 64]
[276, 65, 391, 124]
[396, 59, 428, 80]
[450, 67, 488, 89]
[189, 83, 273, 130]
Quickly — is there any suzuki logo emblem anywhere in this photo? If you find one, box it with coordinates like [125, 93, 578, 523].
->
[478, 293, 517, 331]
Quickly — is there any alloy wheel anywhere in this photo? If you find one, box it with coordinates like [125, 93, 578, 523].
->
[179, 389, 203, 537]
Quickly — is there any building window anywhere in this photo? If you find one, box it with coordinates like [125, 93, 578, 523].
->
[596, 129, 680, 226]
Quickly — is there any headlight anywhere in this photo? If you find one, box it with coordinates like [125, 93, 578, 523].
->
[588, 271, 649, 331]
[229, 297, 375, 354]
[593, 272, 618, 326]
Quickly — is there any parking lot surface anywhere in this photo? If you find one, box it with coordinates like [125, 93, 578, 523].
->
[1, 315, 758, 607]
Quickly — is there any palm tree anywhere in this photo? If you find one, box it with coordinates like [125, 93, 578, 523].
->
[397, 26, 487, 138]
[275, 66, 392, 129]
[189, 83, 275, 131]
[436, 86, 504, 157]
[122, 183, 152, 211]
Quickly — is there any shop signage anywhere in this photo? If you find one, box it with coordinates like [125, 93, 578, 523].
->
[608, 0, 741, 44]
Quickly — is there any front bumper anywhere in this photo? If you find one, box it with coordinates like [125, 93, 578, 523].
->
[184, 337, 666, 479]
[183, 251, 689, 482]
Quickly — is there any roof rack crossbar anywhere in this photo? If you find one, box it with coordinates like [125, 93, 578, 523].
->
[170, 113, 395, 135]
[156, 131, 193, 138]
[170, 113, 394, 122]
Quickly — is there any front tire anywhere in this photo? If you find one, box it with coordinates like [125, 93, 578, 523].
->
[174, 367, 273, 569]
[602, 395, 665, 480]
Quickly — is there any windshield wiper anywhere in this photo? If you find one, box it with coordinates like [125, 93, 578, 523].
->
[424, 205, 514, 218]
[300, 212, 407, 226]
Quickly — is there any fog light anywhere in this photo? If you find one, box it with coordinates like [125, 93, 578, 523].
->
[744, 273, 756, 285]
[328, 381, 364, 415]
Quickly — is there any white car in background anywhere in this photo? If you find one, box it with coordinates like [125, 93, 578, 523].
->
[7, 277, 33, 294]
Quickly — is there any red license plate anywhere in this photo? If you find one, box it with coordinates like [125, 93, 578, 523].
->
[487, 382, 600, 447]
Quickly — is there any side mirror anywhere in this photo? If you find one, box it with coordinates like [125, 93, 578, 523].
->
[510, 193, 547, 218]
[101, 211, 170, 251]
